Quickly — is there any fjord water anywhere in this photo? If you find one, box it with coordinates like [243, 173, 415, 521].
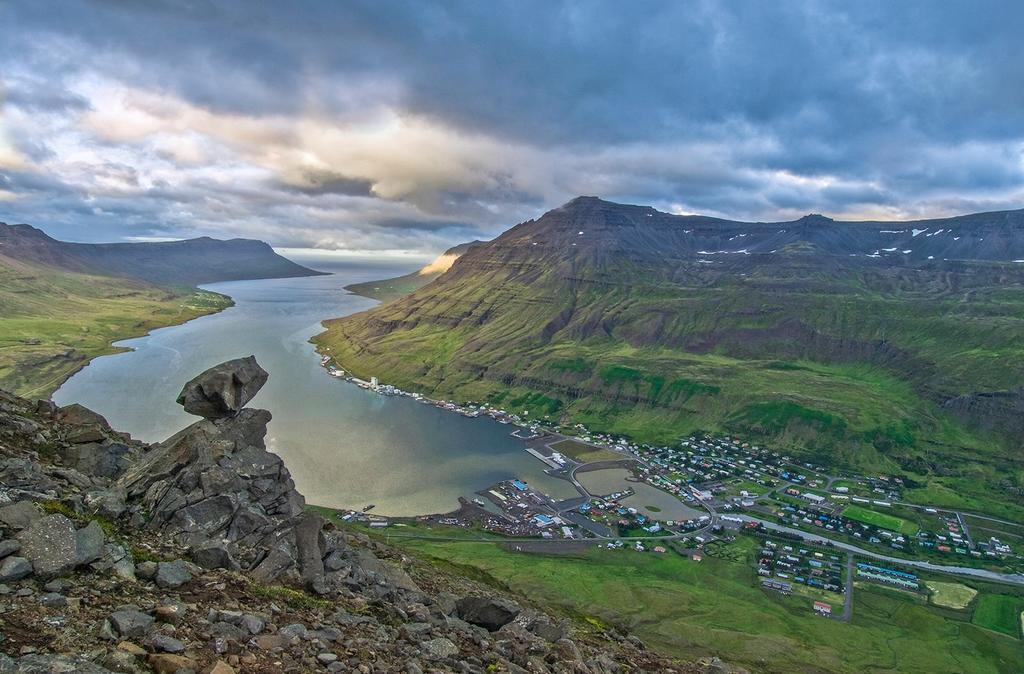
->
[54, 256, 577, 515]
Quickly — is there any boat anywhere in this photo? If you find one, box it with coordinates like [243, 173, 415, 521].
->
[362, 504, 376, 512]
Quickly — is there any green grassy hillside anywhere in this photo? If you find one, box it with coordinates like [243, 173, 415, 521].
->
[0, 254, 231, 398]
[316, 198, 1024, 520]
[390, 535, 1024, 674]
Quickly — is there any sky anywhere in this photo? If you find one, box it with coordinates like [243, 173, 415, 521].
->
[1, 1, 1023, 255]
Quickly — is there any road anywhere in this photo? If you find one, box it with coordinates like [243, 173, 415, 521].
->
[739, 516, 1024, 587]
[839, 554, 854, 621]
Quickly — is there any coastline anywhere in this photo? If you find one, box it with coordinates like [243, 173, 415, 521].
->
[18, 287, 235, 401]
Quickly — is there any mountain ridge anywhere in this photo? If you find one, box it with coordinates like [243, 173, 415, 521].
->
[0, 222, 325, 286]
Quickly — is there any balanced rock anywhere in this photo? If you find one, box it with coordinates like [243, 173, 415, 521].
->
[176, 356, 268, 418]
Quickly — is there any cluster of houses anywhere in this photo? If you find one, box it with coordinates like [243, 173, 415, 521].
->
[773, 504, 916, 551]
[855, 562, 919, 590]
[757, 539, 844, 593]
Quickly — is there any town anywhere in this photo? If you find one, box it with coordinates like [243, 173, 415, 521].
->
[320, 358, 1024, 618]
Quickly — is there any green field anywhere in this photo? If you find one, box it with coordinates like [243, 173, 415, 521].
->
[0, 257, 231, 397]
[387, 534, 1024, 673]
[842, 505, 919, 535]
[925, 581, 978, 610]
[972, 594, 1024, 638]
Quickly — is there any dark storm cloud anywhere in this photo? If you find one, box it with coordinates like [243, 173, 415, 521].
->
[0, 0, 1022, 250]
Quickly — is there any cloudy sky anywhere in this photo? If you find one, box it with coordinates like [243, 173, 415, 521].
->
[1, 1, 1023, 254]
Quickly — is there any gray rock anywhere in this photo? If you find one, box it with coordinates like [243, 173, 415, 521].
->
[44, 579, 71, 593]
[311, 626, 341, 642]
[83, 487, 128, 518]
[277, 623, 308, 641]
[39, 592, 67, 608]
[135, 560, 157, 580]
[171, 495, 237, 537]
[150, 634, 185, 654]
[109, 609, 155, 638]
[175, 356, 268, 419]
[75, 520, 106, 566]
[210, 621, 248, 641]
[64, 443, 134, 480]
[191, 542, 237, 571]
[0, 556, 32, 582]
[155, 560, 192, 589]
[0, 501, 40, 530]
[0, 540, 20, 559]
[294, 512, 326, 590]
[322, 548, 347, 572]
[250, 546, 295, 584]
[527, 617, 568, 642]
[56, 403, 112, 430]
[111, 556, 137, 582]
[420, 637, 459, 660]
[12, 653, 116, 673]
[455, 596, 521, 632]
[239, 613, 265, 635]
[317, 653, 338, 664]
[16, 514, 79, 579]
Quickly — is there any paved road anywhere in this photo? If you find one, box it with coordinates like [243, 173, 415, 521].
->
[838, 554, 854, 622]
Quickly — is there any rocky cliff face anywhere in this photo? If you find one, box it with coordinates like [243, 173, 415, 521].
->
[0, 358, 729, 673]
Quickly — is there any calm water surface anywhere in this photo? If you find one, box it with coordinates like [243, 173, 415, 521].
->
[54, 257, 576, 515]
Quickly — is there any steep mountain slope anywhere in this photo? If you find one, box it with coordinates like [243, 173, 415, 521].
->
[344, 240, 486, 303]
[0, 223, 324, 285]
[317, 197, 1024, 518]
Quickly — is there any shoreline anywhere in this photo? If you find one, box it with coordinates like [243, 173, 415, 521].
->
[307, 354, 1024, 583]
[19, 287, 236, 401]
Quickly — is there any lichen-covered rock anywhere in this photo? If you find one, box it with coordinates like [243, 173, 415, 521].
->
[16, 514, 78, 579]
[175, 356, 268, 419]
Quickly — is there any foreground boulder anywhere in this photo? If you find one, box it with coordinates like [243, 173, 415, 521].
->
[456, 595, 521, 631]
[15, 513, 105, 579]
[176, 356, 269, 419]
